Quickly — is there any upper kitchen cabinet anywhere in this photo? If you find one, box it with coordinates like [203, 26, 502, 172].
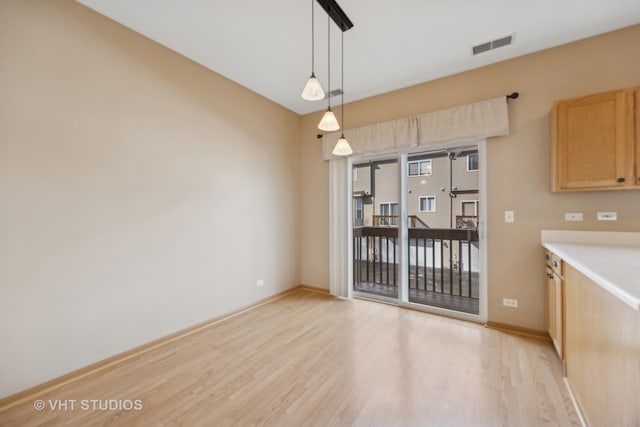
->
[552, 87, 639, 192]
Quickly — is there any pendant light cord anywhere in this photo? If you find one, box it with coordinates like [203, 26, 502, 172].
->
[341, 29, 344, 131]
[327, 5, 331, 109]
[311, 0, 314, 73]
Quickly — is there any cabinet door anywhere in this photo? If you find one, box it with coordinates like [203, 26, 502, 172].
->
[553, 89, 633, 191]
[545, 267, 555, 340]
[564, 264, 640, 426]
[553, 274, 563, 360]
[636, 89, 640, 186]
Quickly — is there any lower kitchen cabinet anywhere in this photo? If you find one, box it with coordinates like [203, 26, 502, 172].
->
[564, 264, 640, 427]
[544, 251, 564, 360]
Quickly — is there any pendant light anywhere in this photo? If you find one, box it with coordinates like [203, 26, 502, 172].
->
[332, 30, 353, 156]
[301, 0, 325, 101]
[318, 4, 340, 132]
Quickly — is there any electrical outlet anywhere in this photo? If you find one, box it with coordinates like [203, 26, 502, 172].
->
[256, 279, 264, 287]
[504, 211, 514, 223]
[597, 211, 617, 221]
[564, 212, 583, 221]
[503, 298, 518, 308]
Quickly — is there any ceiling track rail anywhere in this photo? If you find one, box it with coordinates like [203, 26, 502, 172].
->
[316, 0, 353, 32]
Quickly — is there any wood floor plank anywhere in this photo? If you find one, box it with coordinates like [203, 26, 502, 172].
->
[0, 290, 580, 426]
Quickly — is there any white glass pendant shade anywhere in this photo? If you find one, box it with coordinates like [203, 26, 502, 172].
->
[301, 73, 325, 101]
[318, 108, 340, 131]
[332, 134, 353, 156]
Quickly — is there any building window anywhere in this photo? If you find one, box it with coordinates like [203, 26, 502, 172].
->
[379, 202, 398, 226]
[467, 153, 479, 171]
[419, 196, 436, 212]
[461, 200, 479, 216]
[408, 160, 432, 176]
[355, 198, 363, 221]
[379, 202, 398, 216]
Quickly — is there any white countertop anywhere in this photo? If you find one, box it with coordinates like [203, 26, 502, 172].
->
[541, 231, 640, 311]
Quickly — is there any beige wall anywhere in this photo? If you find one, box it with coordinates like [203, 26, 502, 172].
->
[300, 24, 640, 331]
[1, 0, 638, 400]
[0, 0, 300, 398]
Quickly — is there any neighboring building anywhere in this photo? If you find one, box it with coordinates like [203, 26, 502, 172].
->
[353, 150, 479, 230]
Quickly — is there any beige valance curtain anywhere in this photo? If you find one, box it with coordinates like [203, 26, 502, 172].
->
[322, 96, 509, 159]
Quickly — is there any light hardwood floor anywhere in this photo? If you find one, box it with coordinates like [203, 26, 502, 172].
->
[0, 290, 580, 426]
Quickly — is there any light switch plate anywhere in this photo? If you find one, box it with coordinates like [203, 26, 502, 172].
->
[597, 212, 617, 221]
[564, 212, 583, 221]
[504, 211, 514, 223]
[503, 298, 518, 308]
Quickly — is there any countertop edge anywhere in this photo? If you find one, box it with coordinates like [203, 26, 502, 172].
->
[542, 242, 640, 311]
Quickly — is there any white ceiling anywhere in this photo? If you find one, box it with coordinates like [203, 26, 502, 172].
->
[75, 0, 640, 115]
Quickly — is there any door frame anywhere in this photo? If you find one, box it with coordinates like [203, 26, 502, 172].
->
[348, 140, 488, 323]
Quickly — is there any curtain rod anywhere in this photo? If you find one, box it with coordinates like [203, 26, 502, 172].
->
[316, 92, 519, 139]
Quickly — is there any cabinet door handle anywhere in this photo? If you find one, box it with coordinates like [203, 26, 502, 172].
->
[552, 261, 558, 268]
[617, 177, 625, 183]
[547, 273, 554, 279]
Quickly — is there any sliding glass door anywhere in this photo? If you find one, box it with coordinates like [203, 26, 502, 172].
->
[351, 145, 483, 318]
[405, 149, 480, 315]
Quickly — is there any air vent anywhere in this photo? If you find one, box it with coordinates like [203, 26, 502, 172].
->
[328, 89, 343, 98]
[472, 34, 513, 55]
[472, 42, 491, 55]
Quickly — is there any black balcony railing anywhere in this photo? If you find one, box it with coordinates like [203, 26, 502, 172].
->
[353, 226, 480, 314]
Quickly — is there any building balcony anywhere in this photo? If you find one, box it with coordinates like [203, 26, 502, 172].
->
[456, 215, 478, 230]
